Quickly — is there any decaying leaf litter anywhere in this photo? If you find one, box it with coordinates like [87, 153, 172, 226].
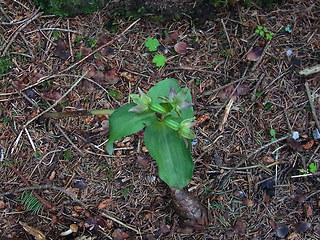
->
[1, 0, 320, 239]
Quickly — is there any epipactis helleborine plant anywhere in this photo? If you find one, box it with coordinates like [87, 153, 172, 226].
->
[106, 78, 195, 189]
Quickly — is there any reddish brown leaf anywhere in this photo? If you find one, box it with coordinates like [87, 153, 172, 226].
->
[105, 69, 120, 84]
[174, 42, 188, 54]
[164, 31, 179, 44]
[302, 139, 314, 150]
[112, 228, 130, 240]
[305, 204, 313, 217]
[269, 219, 277, 230]
[247, 47, 263, 61]
[171, 188, 208, 229]
[0, 200, 5, 209]
[98, 198, 112, 210]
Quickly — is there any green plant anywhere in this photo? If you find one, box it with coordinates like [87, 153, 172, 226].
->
[106, 78, 195, 189]
[145, 38, 166, 67]
[299, 162, 317, 174]
[270, 129, 276, 141]
[0, 56, 13, 77]
[20, 191, 42, 214]
[41, 78, 196, 189]
[64, 151, 72, 162]
[255, 26, 275, 40]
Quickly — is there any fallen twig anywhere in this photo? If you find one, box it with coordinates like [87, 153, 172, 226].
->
[9, 165, 53, 210]
[221, 134, 291, 188]
[305, 82, 320, 131]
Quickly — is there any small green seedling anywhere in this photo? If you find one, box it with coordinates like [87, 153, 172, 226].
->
[309, 162, 317, 173]
[145, 38, 160, 52]
[255, 26, 275, 40]
[270, 129, 276, 141]
[299, 162, 317, 174]
[153, 54, 166, 67]
[145, 38, 166, 67]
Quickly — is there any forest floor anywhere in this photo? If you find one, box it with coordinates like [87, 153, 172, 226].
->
[1, 0, 320, 239]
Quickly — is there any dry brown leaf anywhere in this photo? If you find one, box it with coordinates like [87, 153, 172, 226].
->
[0, 200, 5, 209]
[194, 115, 210, 127]
[164, 31, 179, 44]
[269, 219, 277, 230]
[49, 171, 56, 181]
[262, 155, 274, 163]
[242, 198, 254, 207]
[302, 139, 314, 150]
[247, 47, 263, 61]
[105, 69, 120, 84]
[98, 198, 113, 210]
[174, 42, 188, 54]
[305, 204, 313, 217]
[233, 220, 246, 236]
[19, 221, 46, 240]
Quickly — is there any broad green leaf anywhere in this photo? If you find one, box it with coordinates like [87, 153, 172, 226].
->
[106, 103, 157, 154]
[144, 122, 194, 189]
[147, 78, 193, 120]
[152, 54, 166, 67]
[145, 38, 159, 52]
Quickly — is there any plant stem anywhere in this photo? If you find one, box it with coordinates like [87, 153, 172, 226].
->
[41, 109, 114, 119]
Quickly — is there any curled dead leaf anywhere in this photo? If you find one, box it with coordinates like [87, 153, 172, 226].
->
[98, 198, 112, 210]
[112, 228, 130, 240]
[174, 42, 188, 55]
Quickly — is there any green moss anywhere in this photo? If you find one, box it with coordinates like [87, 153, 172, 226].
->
[33, 0, 109, 17]
[0, 56, 13, 77]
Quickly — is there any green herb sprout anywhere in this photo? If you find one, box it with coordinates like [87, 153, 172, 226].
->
[145, 37, 166, 67]
[255, 26, 275, 40]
